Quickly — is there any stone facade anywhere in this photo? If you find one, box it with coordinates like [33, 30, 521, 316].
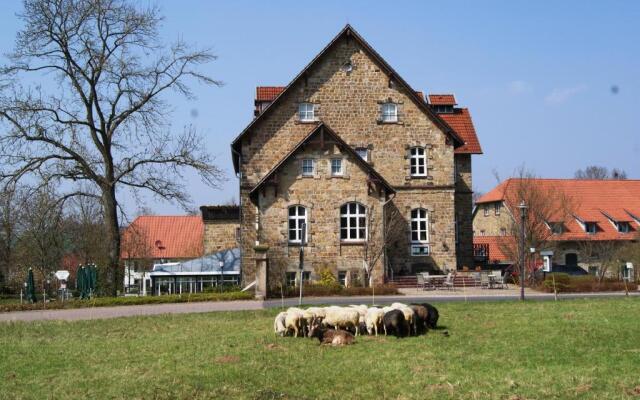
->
[472, 201, 513, 237]
[203, 221, 239, 254]
[234, 27, 479, 287]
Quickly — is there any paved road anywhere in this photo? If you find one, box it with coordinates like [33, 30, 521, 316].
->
[1, 291, 637, 323]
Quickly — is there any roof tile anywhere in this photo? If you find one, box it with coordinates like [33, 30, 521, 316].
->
[121, 216, 203, 260]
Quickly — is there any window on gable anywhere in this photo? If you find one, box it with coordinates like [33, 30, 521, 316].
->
[410, 209, 429, 243]
[298, 102, 315, 122]
[330, 158, 343, 176]
[381, 102, 398, 123]
[410, 147, 427, 177]
[301, 159, 315, 176]
[585, 222, 597, 234]
[288, 205, 307, 244]
[340, 202, 366, 241]
[355, 147, 368, 161]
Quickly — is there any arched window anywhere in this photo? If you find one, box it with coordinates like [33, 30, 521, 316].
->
[410, 147, 427, 177]
[288, 205, 307, 244]
[340, 202, 366, 241]
[411, 208, 429, 243]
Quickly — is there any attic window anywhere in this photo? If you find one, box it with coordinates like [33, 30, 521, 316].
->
[550, 223, 564, 235]
[585, 222, 597, 234]
[298, 103, 315, 122]
[355, 147, 368, 161]
[433, 105, 454, 113]
[618, 222, 631, 233]
[381, 103, 398, 123]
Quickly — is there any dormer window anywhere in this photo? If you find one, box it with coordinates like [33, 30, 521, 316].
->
[433, 105, 454, 113]
[618, 222, 630, 233]
[550, 222, 564, 235]
[585, 222, 597, 234]
[298, 103, 315, 122]
[381, 103, 398, 123]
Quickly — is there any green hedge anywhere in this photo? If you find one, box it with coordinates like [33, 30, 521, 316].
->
[275, 283, 399, 298]
[540, 273, 637, 293]
[0, 291, 254, 313]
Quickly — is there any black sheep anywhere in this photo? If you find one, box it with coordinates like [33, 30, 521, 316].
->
[383, 309, 407, 337]
[409, 304, 429, 334]
[419, 303, 439, 329]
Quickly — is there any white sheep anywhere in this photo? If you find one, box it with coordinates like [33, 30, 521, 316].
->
[349, 304, 368, 317]
[323, 307, 360, 336]
[274, 311, 288, 336]
[365, 307, 385, 336]
[285, 309, 306, 337]
[390, 303, 416, 335]
[302, 307, 326, 334]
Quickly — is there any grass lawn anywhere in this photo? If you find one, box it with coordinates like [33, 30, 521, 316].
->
[1, 299, 640, 399]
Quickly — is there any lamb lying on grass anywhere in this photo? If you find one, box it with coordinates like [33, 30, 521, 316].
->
[309, 326, 355, 346]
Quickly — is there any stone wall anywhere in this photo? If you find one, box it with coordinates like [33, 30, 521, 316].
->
[203, 221, 239, 254]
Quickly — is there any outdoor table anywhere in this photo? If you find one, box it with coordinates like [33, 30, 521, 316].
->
[425, 275, 447, 290]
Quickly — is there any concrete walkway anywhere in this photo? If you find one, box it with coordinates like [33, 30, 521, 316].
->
[1, 290, 637, 323]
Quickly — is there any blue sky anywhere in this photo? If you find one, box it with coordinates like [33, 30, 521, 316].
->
[1, 1, 639, 215]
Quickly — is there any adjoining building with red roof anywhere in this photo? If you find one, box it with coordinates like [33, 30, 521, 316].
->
[473, 178, 640, 275]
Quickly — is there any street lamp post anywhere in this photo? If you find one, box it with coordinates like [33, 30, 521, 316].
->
[219, 260, 225, 293]
[518, 201, 528, 301]
[298, 222, 307, 306]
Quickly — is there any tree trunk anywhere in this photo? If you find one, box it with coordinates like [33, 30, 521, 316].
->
[102, 185, 121, 296]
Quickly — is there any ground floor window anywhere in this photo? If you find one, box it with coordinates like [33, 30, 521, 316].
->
[338, 271, 347, 286]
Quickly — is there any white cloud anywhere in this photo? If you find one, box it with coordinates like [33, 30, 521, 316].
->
[544, 84, 588, 105]
[508, 80, 533, 94]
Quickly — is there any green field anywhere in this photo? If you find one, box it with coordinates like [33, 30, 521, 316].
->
[1, 299, 639, 399]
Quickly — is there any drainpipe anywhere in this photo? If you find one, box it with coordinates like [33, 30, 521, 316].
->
[231, 146, 243, 283]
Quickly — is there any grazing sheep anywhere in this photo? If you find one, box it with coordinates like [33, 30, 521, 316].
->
[302, 308, 325, 335]
[419, 303, 440, 329]
[309, 326, 355, 346]
[382, 309, 407, 337]
[274, 311, 288, 336]
[323, 307, 360, 336]
[349, 304, 368, 317]
[285, 309, 306, 337]
[409, 304, 429, 334]
[365, 307, 385, 336]
[390, 303, 416, 335]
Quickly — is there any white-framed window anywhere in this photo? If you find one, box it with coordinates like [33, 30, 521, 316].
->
[340, 202, 367, 241]
[495, 203, 501, 215]
[338, 271, 347, 286]
[301, 159, 315, 176]
[381, 102, 398, 122]
[355, 147, 368, 161]
[410, 147, 427, 177]
[330, 158, 343, 176]
[298, 102, 315, 122]
[286, 272, 297, 287]
[484, 205, 489, 217]
[410, 208, 429, 243]
[585, 222, 597, 234]
[500, 227, 507, 236]
[480, 230, 486, 237]
[288, 205, 307, 244]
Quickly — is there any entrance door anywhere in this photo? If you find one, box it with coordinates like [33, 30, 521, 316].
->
[565, 253, 578, 266]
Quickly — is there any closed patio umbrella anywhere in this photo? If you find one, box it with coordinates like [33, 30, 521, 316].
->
[26, 268, 37, 303]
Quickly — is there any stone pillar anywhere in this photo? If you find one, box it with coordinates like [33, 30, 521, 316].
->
[254, 245, 269, 300]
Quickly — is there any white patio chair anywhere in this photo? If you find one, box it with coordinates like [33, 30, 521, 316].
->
[442, 272, 455, 291]
[416, 273, 426, 291]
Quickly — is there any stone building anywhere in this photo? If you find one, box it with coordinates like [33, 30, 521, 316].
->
[231, 25, 482, 289]
[473, 178, 640, 275]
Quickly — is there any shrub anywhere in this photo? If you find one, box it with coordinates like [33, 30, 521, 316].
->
[0, 291, 254, 313]
[539, 274, 637, 293]
[276, 283, 398, 298]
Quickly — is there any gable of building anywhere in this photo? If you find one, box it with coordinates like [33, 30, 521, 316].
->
[231, 25, 465, 183]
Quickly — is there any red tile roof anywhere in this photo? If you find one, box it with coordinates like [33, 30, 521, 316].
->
[120, 216, 203, 260]
[438, 108, 483, 154]
[474, 236, 515, 264]
[477, 179, 640, 242]
[256, 86, 285, 102]
[428, 94, 457, 105]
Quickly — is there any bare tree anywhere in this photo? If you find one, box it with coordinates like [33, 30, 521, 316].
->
[578, 240, 623, 282]
[0, 0, 224, 294]
[575, 166, 627, 180]
[498, 169, 576, 283]
[66, 193, 108, 265]
[361, 203, 404, 287]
